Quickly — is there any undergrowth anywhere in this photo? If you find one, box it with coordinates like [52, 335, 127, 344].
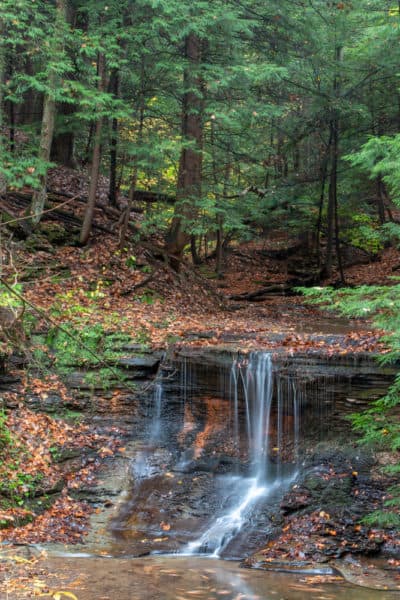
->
[300, 284, 400, 528]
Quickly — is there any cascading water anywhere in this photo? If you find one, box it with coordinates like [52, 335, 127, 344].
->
[150, 380, 163, 440]
[129, 370, 166, 482]
[184, 352, 300, 557]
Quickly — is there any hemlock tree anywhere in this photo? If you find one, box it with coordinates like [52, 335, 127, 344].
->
[0, 0, 399, 261]
[0, 17, 6, 195]
[30, 0, 69, 227]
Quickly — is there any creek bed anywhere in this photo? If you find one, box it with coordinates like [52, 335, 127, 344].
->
[29, 554, 400, 600]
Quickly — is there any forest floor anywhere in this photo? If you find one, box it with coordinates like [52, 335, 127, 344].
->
[1, 172, 400, 596]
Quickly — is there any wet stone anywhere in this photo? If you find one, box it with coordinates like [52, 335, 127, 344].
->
[117, 356, 160, 371]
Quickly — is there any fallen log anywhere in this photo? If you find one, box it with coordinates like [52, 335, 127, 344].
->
[3, 192, 115, 235]
[48, 187, 175, 205]
[229, 283, 294, 301]
[260, 243, 304, 260]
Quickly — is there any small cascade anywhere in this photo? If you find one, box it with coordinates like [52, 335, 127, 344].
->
[240, 353, 273, 480]
[150, 380, 163, 440]
[129, 365, 166, 482]
[184, 352, 300, 557]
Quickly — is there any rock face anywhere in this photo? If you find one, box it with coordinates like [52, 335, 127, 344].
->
[117, 356, 160, 372]
[244, 442, 400, 570]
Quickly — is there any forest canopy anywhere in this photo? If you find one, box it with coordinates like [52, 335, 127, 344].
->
[0, 0, 399, 273]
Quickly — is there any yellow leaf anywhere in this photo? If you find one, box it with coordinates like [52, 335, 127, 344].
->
[9, 555, 35, 564]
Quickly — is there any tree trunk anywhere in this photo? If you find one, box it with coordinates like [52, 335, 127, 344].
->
[30, 0, 67, 225]
[190, 235, 202, 265]
[316, 128, 333, 269]
[165, 33, 204, 271]
[376, 175, 386, 225]
[8, 85, 15, 154]
[215, 214, 224, 277]
[83, 122, 94, 166]
[119, 58, 145, 251]
[0, 20, 6, 195]
[50, 102, 75, 166]
[215, 163, 230, 278]
[108, 69, 119, 207]
[80, 52, 106, 245]
[325, 119, 338, 278]
[324, 45, 343, 279]
[30, 92, 56, 225]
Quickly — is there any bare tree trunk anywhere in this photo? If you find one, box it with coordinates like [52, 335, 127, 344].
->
[80, 52, 106, 245]
[119, 58, 145, 251]
[376, 175, 386, 225]
[215, 163, 230, 278]
[30, 0, 67, 225]
[108, 69, 119, 207]
[215, 213, 224, 277]
[325, 119, 338, 278]
[316, 129, 333, 269]
[165, 33, 204, 271]
[50, 102, 75, 166]
[8, 77, 15, 155]
[83, 122, 94, 166]
[0, 21, 6, 196]
[324, 45, 343, 279]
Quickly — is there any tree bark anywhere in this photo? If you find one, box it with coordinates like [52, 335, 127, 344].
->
[190, 235, 202, 265]
[376, 175, 386, 225]
[215, 163, 230, 278]
[324, 45, 343, 280]
[108, 69, 119, 207]
[119, 57, 145, 251]
[30, 0, 67, 226]
[165, 33, 204, 271]
[0, 20, 6, 196]
[80, 52, 106, 245]
[50, 102, 75, 167]
[315, 129, 333, 269]
[324, 120, 336, 278]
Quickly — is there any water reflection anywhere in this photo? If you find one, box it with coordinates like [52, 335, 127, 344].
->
[39, 555, 399, 600]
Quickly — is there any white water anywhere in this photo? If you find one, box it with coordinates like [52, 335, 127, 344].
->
[184, 352, 300, 557]
[150, 380, 163, 440]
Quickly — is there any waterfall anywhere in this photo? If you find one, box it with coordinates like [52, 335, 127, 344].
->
[241, 353, 273, 481]
[184, 352, 300, 557]
[150, 380, 163, 440]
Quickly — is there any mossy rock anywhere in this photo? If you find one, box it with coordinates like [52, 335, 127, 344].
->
[38, 222, 69, 245]
[0, 210, 29, 239]
[24, 233, 54, 253]
[320, 475, 353, 506]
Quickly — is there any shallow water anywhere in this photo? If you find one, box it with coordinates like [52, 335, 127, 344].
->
[37, 554, 399, 600]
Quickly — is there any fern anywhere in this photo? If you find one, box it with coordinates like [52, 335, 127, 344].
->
[300, 284, 400, 528]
